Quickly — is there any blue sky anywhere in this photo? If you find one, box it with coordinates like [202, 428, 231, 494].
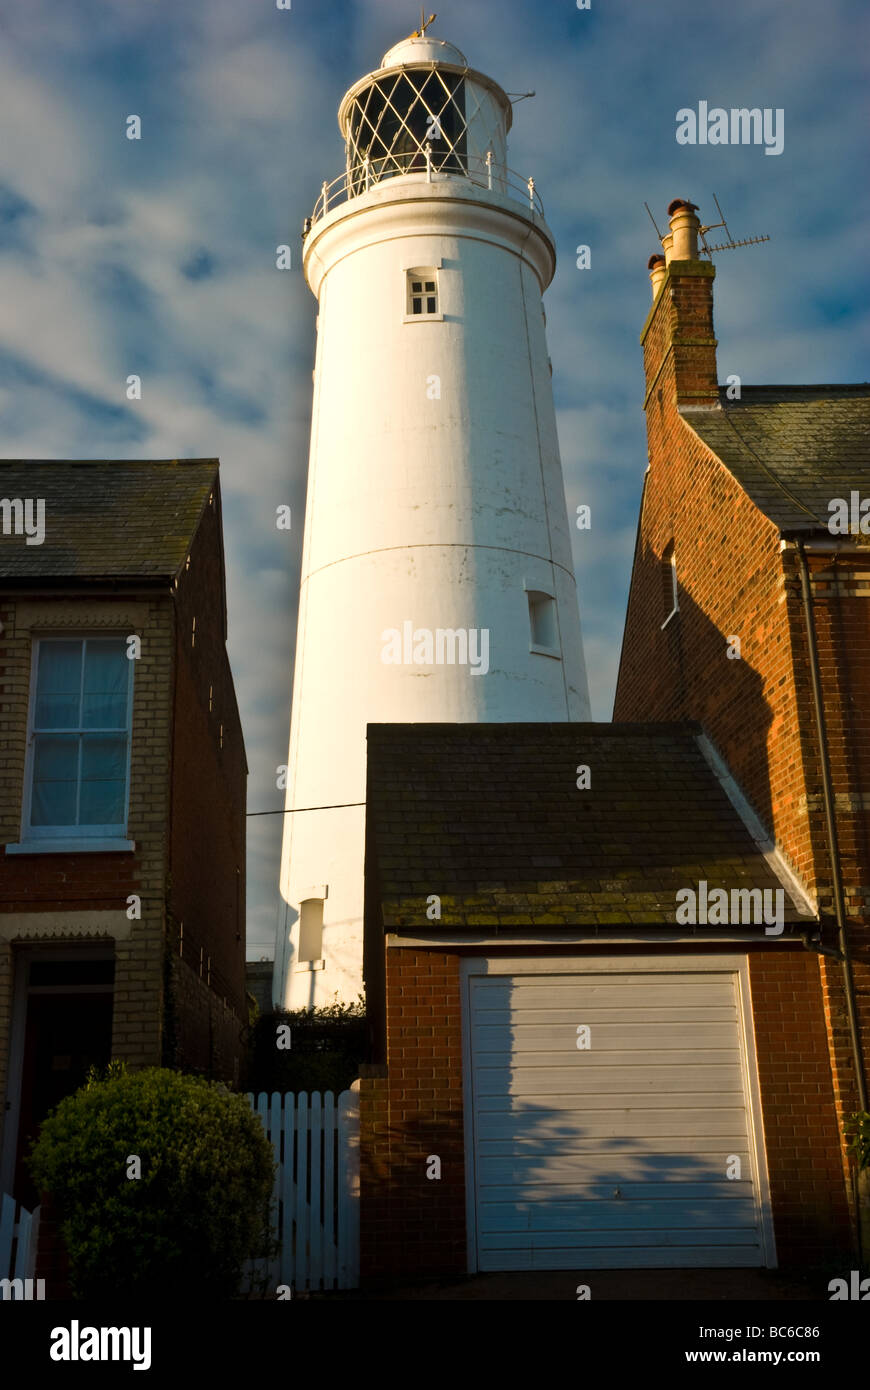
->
[1, 0, 867, 958]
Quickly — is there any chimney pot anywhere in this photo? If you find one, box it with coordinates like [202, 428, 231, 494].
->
[668, 198, 701, 261]
[647, 254, 667, 300]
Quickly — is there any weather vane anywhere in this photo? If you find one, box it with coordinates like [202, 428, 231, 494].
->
[412, 10, 437, 38]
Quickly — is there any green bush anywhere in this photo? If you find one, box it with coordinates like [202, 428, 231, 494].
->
[246, 997, 366, 1095]
[29, 1064, 276, 1299]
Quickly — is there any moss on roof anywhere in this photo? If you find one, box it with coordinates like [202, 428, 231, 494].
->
[0, 458, 219, 579]
[681, 385, 870, 533]
[366, 722, 813, 933]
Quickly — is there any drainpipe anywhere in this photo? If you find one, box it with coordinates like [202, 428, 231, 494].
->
[794, 539, 870, 1263]
[794, 539, 868, 1114]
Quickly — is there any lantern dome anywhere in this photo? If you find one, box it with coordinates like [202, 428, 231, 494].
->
[380, 36, 467, 68]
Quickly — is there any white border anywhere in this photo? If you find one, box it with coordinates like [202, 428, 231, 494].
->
[459, 952, 777, 1274]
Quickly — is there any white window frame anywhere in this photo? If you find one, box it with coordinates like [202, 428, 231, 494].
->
[661, 544, 679, 629]
[404, 265, 443, 323]
[8, 634, 135, 855]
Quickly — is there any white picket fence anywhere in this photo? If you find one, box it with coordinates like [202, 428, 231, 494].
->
[247, 1084, 360, 1293]
[0, 1193, 41, 1297]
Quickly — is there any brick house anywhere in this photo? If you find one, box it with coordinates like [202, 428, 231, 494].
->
[355, 202, 868, 1281]
[0, 459, 247, 1208]
[613, 198, 870, 1226]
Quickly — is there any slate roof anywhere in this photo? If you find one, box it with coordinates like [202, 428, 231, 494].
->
[680, 384, 870, 534]
[0, 459, 219, 580]
[365, 722, 814, 933]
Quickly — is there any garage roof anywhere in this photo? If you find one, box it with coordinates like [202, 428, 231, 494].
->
[365, 722, 814, 932]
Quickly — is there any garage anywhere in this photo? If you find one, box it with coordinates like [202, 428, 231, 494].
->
[462, 957, 775, 1271]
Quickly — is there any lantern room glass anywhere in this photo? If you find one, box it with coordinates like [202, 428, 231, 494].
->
[346, 68, 468, 193]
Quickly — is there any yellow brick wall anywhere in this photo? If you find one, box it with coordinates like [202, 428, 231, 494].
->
[0, 593, 174, 1146]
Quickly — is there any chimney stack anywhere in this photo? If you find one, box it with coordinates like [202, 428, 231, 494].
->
[640, 197, 718, 409]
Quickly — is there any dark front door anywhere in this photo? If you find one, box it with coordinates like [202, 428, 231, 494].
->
[13, 972, 113, 1207]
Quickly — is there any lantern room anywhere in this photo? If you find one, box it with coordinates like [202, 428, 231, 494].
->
[337, 34, 512, 195]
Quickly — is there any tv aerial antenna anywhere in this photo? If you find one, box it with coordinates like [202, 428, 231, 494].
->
[699, 194, 770, 256]
[644, 202, 664, 240]
[644, 194, 770, 257]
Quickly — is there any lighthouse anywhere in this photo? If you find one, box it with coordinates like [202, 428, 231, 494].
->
[275, 28, 590, 1009]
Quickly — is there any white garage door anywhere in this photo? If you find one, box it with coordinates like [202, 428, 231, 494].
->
[465, 966, 769, 1271]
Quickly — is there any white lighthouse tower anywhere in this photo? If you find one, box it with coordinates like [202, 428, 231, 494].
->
[275, 28, 590, 1009]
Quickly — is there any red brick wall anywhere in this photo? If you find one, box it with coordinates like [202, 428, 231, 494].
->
[614, 259, 870, 1232]
[789, 563, 870, 1135]
[615, 265, 814, 889]
[360, 947, 466, 1278]
[359, 943, 853, 1277]
[749, 948, 853, 1263]
[0, 849, 140, 917]
[165, 954, 243, 1084]
[166, 485, 247, 1062]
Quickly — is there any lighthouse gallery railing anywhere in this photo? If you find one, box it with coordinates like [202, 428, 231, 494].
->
[306, 150, 545, 231]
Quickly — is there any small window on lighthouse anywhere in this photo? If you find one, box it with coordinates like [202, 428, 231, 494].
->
[527, 590, 560, 656]
[297, 897, 324, 965]
[407, 268, 439, 318]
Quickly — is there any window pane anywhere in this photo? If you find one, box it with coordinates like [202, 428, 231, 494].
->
[80, 735, 127, 825]
[412, 281, 422, 291]
[35, 642, 82, 728]
[83, 640, 128, 728]
[31, 734, 78, 826]
[412, 300, 422, 314]
[424, 281, 435, 292]
[427, 297, 436, 313]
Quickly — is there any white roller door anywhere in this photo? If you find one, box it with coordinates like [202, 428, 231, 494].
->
[464, 961, 772, 1271]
